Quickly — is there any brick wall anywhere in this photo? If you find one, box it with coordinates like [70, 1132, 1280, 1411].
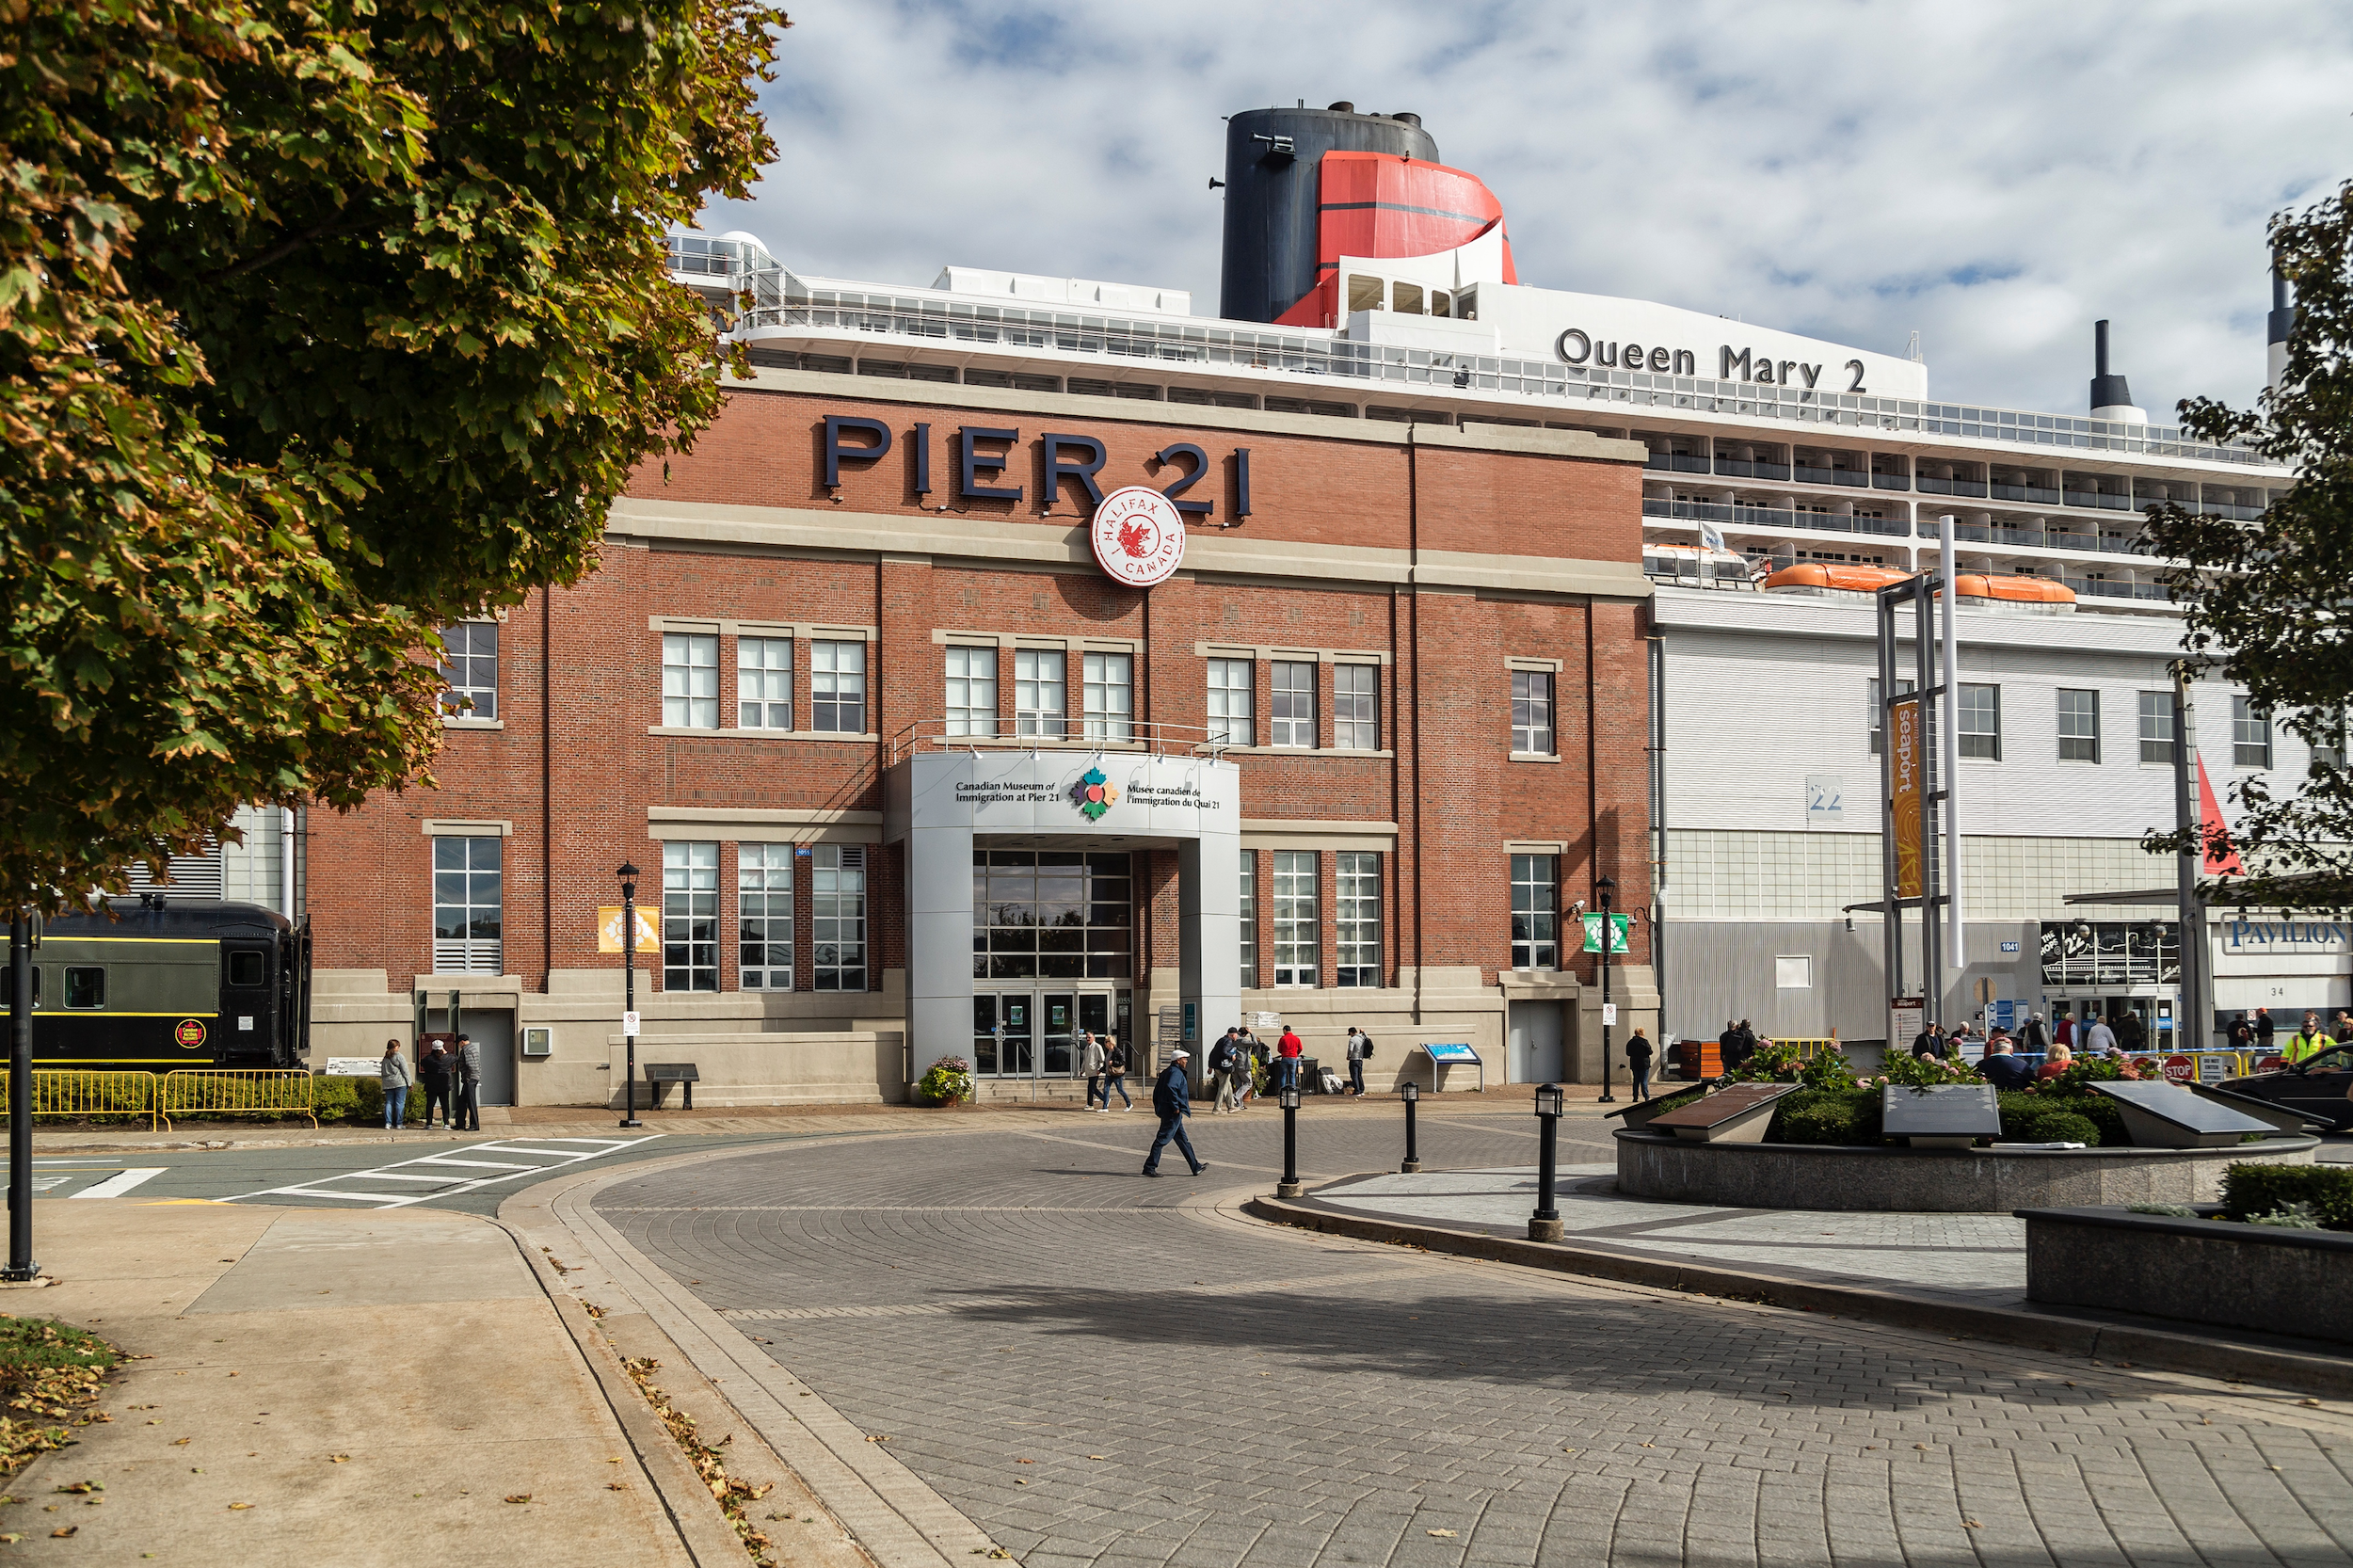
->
[306, 386, 1649, 1000]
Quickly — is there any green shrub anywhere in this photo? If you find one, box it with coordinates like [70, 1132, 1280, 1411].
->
[1769, 1088, 1881, 1145]
[1996, 1093, 2108, 1145]
[2219, 1163, 2353, 1230]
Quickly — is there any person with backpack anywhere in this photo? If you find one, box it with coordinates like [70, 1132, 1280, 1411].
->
[1098, 1035, 1132, 1110]
[1625, 1028, 1655, 1100]
[1343, 1027, 1372, 1096]
[378, 1039, 412, 1132]
[1081, 1030, 1108, 1112]
[1142, 1048, 1206, 1177]
[417, 1040, 455, 1129]
[1209, 1028, 1245, 1113]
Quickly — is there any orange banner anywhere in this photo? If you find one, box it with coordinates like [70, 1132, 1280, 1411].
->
[1891, 698, 1923, 899]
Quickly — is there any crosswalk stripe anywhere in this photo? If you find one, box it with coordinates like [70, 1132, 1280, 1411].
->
[219, 1135, 664, 1209]
[71, 1168, 165, 1199]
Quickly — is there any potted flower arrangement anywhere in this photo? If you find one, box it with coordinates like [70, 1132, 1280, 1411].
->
[916, 1055, 974, 1108]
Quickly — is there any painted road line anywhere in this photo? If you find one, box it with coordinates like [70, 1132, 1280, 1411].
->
[71, 1168, 165, 1199]
[220, 1135, 664, 1210]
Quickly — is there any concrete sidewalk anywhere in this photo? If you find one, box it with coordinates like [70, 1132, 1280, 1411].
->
[3, 1201, 695, 1565]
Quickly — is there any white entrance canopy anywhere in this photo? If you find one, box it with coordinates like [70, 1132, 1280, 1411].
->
[888, 750, 1242, 1077]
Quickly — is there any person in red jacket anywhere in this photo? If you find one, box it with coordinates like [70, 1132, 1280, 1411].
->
[1276, 1026, 1304, 1094]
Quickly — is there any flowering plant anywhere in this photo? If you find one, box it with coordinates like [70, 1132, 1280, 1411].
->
[917, 1056, 973, 1107]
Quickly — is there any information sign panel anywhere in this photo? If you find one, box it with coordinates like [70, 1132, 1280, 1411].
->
[2195, 1054, 2237, 1084]
[1880, 1082, 2001, 1144]
[1423, 1043, 1480, 1063]
[621, 1011, 641, 1038]
[1647, 1083, 1795, 1143]
[1601, 1003, 1618, 1027]
[2091, 1080, 2272, 1147]
[325, 1057, 378, 1077]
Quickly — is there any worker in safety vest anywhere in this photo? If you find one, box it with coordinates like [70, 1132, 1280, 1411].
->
[2283, 1012, 2337, 1064]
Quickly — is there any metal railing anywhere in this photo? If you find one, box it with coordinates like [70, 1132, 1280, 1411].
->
[1642, 497, 1913, 538]
[887, 718, 1235, 768]
[0, 1071, 159, 1130]
[160, 1069, 316, 1130]
[730, 269, 2275, 467]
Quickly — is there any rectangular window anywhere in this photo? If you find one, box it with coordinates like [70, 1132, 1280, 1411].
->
[737, 843, 793, 991]
[1014, 649, 1065, 738]
[1238, 849, 1257, 990]
[1207, 659, 1254, 746]
[439, 622, 498, 720]
[2138, 691, 2176, 764]
[1334, 664, 1378, 750]
[1867, 677, 1916, 755]
[737, 636, 792, 730]
[945, 647, 998, 737]
[2057, 689, 2100, 763]
[662, 632, 719, 728]
[62, 967, 104, 1009]
[1511, 854, 1558, 970]
[1335, 852, 1380, 987]
[1272, 850, 1318, 987]
[2316, 710, 2347, 771]
[811, 640, 867, 733]
[812, 845, 867, 991]
[1958, 682, 2001, 760]
[2233, 696, 2271, 768]
[1271, 660, 1317, 747]
[431, 836, 503, 974]
[0, 967, 39, 1010]
[663, 840, 719, 992]
[1082, 652, 1133, 741]
[1512, 671, 1555, 756]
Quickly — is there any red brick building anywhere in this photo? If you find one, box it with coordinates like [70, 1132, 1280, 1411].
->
[306, 335, 1656, 1107]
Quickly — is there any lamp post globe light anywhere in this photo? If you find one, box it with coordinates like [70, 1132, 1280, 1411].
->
[1399, 1079, 1422, 1174]
[1529, 1082, 1565, 1242]
[617, 861, 643, 1130]
[1275, 1083, 1303, 1198]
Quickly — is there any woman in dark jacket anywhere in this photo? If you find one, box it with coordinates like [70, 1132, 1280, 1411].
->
[416, 1042, 454, 1129]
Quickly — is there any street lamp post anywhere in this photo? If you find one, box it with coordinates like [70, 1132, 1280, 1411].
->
[1529, 1082, 1564, 1241]
[617, 862, 643, 1130]
[1399, 1080, 1421, 1174]
[5, 912, 35, 1282]
[1597, 875, 1618, 1104]
[1275, 1084, 1303, 1198]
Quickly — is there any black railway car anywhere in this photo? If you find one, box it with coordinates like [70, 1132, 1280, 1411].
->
[1, 900, 310, 1070]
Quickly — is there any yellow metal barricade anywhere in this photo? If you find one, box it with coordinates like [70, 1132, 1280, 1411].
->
[0, 1072, 159, 1131]
[1769, 1038, 1839, 1059]
[160, 1069, 316, 1130]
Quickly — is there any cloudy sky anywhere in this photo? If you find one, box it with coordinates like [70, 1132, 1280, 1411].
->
[696, 1, 2353, 419]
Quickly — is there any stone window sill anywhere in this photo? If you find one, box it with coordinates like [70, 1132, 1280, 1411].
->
[647, 727, 880, 742]
[440, 717, 505, 731]
[1510, 751, 1562, 764]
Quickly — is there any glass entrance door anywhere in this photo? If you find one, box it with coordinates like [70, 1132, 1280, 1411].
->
[1041, 993, 1076, 1076]
[973, 993, 1034, 1077]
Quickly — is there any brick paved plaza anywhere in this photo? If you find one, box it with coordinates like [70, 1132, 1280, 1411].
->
[597, 1105, 2353, 1568]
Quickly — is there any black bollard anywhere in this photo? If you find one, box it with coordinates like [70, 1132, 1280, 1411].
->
[1529, 1082, 1564, 1241]
[1276, 1083, 1303, 1197]
[1400, 1080, 1422, 1174]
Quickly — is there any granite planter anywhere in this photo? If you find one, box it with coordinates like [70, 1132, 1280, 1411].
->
[2020, 1207, 2353, 1342]
[1613, 1128, 2318, 1213]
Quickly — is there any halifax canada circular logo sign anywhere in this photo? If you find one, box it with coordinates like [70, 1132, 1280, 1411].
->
[1089, 486, 1186, 589]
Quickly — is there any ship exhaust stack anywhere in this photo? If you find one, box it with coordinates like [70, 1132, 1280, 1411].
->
[2267, 253, 2297, 392]
[2089, 319, 2147, 424]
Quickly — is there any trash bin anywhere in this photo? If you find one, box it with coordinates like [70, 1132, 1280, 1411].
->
[1298, 1056, 1321, 1092]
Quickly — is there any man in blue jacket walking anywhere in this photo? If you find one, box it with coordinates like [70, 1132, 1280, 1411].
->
[1143, 1048, 1208, 1178]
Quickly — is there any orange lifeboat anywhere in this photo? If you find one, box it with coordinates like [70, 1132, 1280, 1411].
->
[1761, 563, 1912, 593]
[1955, 573, 2076, 604]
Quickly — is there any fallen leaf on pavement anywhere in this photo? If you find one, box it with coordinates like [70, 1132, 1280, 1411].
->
[1015, 1458, 1033, 1464]
[606, 1482, 627, 1492]
[227, 1502, 252, 1511]
[1963, 1520, 1982, 1528]
[54, 1481, 101, 1495]
[2301, 1399, 2322, 1408]
[1088, 1454, 1110, 1461]
[1640, 1442, 1656, 1448]
[329, 1455, 349, 1464]
[51, 1527, 75, 1538]
[1913, 1444, 1929, 1451]
[504, 1495, 532, 1505]
[171, 1438, 190, 1446]
[1427, 1528, 1458, 1538]
[865, 1434, 888, 1443]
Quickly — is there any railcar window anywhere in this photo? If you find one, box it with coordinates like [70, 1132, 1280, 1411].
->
[0, 968, 38, 1008]
[227, 951, 265, 988]
[63, 967, 104, 1009]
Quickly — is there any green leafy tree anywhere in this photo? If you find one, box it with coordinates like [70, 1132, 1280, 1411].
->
[0, 0, 785, 911]
[2143, 178, 2353, 909]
